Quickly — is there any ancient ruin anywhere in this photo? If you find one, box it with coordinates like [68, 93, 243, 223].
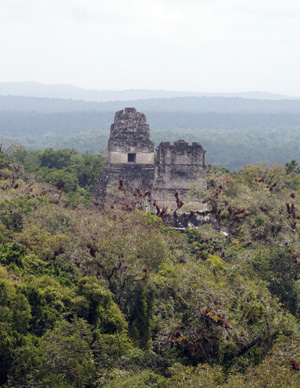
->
[154, 140, 207, 211]
[95, 108, 154, 209]
[95, 108, 207, 216]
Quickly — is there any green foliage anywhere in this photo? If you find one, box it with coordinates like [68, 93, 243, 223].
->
[23, 276, 69, 336]
[252, 247, 300, 315]
[165, 363, 224, 388]
[151, 260, 296, 371]
[100, 369, 168, 388]
[42, 168, 79, 192]
[40, 148, 77, 170]
[93, 332, 133, 370]
[286, 160, 300, 174]
[2, 154, 300, 387]
[0, 269, 32, 384]
[222, 333, 300, 387]
[129, 281, 153, 350]
[0, 194, 48, 233]
[74, 276, 127, 332]
[8, 319, 96, 388]
[0, 243, 26, 271]
[0, 147, 11, 169]
[0, 241, 79, 287]
[13, 147, 105, 194]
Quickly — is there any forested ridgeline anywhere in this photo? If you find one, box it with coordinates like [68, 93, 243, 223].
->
[1, 94, 300, 170]
[2, 95, 300, 113]
[1, 111, 300, 170]
[2, 148, 300, 387]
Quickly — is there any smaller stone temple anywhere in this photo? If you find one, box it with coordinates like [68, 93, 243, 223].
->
[95, 108, 207, 213]
[154, 140, 207, 211]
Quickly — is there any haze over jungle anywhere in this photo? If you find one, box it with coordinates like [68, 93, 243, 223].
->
[1, 81, 300, 171]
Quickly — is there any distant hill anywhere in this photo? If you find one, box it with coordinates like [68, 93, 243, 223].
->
[2, 110, 300, 137]
[0, 82, 292, 102]
[2, 94, 300, 114]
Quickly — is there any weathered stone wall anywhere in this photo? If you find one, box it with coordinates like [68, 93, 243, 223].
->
[108, 107, 154, 160]
[152, 140, 207, 211]
[109, 108, 151, 143]
[95, 163, 154, 210]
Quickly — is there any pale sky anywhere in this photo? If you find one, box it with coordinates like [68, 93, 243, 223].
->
[1, 0, 300, 95]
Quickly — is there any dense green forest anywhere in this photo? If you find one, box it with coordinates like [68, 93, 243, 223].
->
[1, 111, 300, 170]
[1, 147, 300, 387]
[1, 94, 300, 170]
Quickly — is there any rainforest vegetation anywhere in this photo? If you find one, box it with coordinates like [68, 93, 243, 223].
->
[2, 94, 300, 170]
[1, 110, 300, 171]
[1, 146, 300, 387]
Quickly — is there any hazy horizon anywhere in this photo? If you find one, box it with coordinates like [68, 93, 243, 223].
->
[0, 81, 297, 102]
[1, 1, 300, 96]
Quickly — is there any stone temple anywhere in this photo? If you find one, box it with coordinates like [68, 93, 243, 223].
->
[95, 108, 207, 213]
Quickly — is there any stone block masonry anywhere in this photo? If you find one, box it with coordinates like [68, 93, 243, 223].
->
[108, 107, 154, 163]
[153, 140, 207, 211]
[95, 108, 154, 208]
[94, 107, 207, 213]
